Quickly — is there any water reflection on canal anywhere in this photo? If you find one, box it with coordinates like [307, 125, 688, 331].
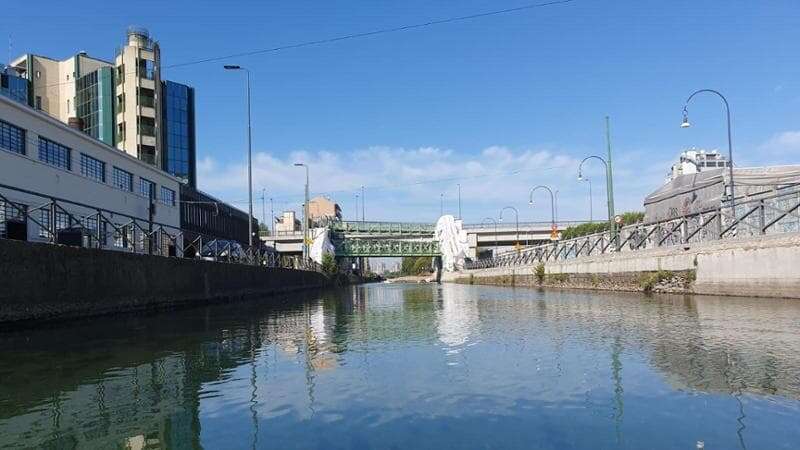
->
[1, 284, 799, 449]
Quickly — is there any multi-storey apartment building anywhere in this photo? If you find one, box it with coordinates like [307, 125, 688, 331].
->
[8, 27, 196, 187]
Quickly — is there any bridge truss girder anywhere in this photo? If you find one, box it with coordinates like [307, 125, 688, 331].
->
[330, 221, 435, 237]
[334, 239, 440, 257]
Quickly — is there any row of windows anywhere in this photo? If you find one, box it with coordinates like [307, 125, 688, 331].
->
[0, 120, 26, 155]
[2, 118, 178, 207]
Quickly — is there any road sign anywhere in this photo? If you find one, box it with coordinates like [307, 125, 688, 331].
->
[550, 224, 559, 240]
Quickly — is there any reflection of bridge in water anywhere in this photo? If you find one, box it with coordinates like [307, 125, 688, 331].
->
[263, 220, 585, 258]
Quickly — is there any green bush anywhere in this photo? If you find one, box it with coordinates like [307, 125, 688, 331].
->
[321, 253, 338, 275]
[534, 263, 546, 284]
[560, 211, 646, 241]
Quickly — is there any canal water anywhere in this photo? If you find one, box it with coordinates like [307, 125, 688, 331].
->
[1, 284, 799, 449]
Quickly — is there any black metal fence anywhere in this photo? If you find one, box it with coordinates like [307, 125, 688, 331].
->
[466, 186, 800, 270]
[0, 183, 322, 272]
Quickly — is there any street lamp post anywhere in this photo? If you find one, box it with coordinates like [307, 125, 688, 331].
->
[270, 197, 274, 235]
[528, 185, 556, 240]
[499, 206, 519, 248]
[354, 193, 359, 221]
[482, 217, 498, 257]
[261, 188, 266, 236]
[223, 64, 253, 248]
[682, 89, 735, 215]
[582, 178, 593, 222]
[361, 185, 365, 223]
[294, 163, 309, 260]
[457, 183, 462, 220]
[578, 155, 614, 239]
[440, 193, 444, 217]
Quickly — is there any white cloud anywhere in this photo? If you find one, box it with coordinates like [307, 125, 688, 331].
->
[197, 144, 662, 223]
[759, 131, 800, 156]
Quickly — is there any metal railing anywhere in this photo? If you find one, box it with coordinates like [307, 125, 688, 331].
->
[0, 183, 323, 273]
[331, 220, 436, 236]
[462, 220, 590, 230]
[466, 186, 800, 270]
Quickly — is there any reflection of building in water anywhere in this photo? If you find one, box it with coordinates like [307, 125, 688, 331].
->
[0, 299, 342, 449]
[0, 354, 194, 449]
[436, 284, 480, 349]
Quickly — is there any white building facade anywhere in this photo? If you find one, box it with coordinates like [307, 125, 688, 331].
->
[0, 94, 180, 252]
[666, 148, 731, 183]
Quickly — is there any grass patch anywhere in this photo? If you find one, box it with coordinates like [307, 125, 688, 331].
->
[638, 270, 673, 293]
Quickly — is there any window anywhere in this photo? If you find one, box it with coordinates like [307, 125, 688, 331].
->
[38, 137, 71, 170]
[0, 120, 25, 155]
[117, 122, 126, 143]
[0, 201, 26, 238]
[160, 186, 176, 206]
[112, 167, 133, 191]
[39, 209, 69, 238]
[35, 96, 42, 110]
[35, 70, 41, 79]
[66, 98, 70, 112]
[80, 153, 106, 182]
[139, 178, 155, 199]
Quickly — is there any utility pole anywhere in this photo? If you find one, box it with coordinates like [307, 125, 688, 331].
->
[457, 183, 462, 220]
[354, 193, 359, 221]
[261, 188, 266, 235]
[361, 185, 365, 223]
[605, 116, 617, 246]
[270, 197, 274, 236]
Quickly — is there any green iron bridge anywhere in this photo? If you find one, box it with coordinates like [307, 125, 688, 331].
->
[329, 221, 440, 257]
[334, 239, 440, 257]
[263, 220, 576, 258]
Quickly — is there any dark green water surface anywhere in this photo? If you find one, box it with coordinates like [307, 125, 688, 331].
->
[1, 283, 798, 449]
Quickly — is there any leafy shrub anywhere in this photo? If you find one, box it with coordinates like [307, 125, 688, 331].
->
[321, 253, 338, 275]
[534, 263, 546, 284]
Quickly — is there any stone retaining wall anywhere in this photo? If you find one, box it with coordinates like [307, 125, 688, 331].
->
[0, 239, 330, 324]
[444, 232, 800, 299]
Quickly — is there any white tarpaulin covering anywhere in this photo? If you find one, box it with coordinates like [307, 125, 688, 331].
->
[436, 215, 470, 272]
[309, 228, 335, 264]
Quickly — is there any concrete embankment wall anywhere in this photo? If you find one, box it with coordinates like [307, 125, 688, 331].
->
[443, 232, 800, 299]
[0, 239, 330, 324]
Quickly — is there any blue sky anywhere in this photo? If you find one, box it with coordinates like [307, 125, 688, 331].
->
[5, 0, 800, 223]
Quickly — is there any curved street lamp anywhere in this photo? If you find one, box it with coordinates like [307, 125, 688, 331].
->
[581, 177, 593, 222]
[578, 155, 615, 236]
[528, 185, 556, 240]
[682, 89, 735, 215]
[481, 217, 498, 257]
[499, 206, 519, 248]
[223, 64, 254, 247]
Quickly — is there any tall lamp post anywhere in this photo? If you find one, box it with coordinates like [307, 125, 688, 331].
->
[361, 185, 365, 223]
[682, 89, 735, 215]
[457, 183, 462, 220]
[528, 185, 556, 240]
[294, 163, 309, 260]
[482, 217, 498, 257]
[354, 193, 359, 221]
[440, 193, 444, 217]
[582, 177, 593, 222]
[223, 64, 254, 248]
[578, 155, 614, 237]
[499, 206, 519, 248]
